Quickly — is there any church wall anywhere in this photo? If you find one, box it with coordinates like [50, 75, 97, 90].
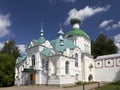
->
[39, 56, 49, 84]
[48, 56, 60, 85]
[59, 56, 75, 84]
[76, 37, 91, 54]
[94, 57, 120, 82]
[84, 55, 94, 82]
[73, 48, 83, 81]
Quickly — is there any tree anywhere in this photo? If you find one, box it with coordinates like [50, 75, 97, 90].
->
[0, 39, 20, 59]
[0, 39, 20, 87]
[0, 54, 15, 87]
[92, 33, 118, 57]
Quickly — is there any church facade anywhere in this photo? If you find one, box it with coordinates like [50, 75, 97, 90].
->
[15, 16, 120, 86]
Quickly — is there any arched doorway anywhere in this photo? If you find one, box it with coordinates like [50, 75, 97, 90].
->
[88, 74, 93, 82]
[30, 73, 36, 84]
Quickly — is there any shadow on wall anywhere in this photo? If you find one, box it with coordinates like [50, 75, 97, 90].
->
[114, 69, 120, 82]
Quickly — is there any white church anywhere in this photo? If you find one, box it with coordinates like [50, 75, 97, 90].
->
[15, 15, 120, 86]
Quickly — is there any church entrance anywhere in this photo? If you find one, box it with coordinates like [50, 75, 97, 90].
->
[30, 73, 36, 84]
[88, 74, 93, 82]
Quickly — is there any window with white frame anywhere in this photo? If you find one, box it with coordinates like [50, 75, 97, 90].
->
[75, 53, 78, 67]
[32, 55, 35, 66]
[65, 61, 69, 74]
[42, 59, 45, 69]
[45, 61, 48, 70]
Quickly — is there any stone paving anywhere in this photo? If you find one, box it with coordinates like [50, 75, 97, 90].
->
[0, 83, 107, 90]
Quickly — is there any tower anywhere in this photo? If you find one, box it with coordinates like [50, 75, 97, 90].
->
[65, 13, 91, 54]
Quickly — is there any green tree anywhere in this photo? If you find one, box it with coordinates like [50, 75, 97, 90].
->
[0, 39, 20, 87]
[0, 39, 20, 59]
[92, 33, 118, 57]
[0, 54, 15, 87]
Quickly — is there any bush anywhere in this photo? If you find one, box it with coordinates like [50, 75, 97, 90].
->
[75, 81, 97, 86]
[75, 81, 84, 85]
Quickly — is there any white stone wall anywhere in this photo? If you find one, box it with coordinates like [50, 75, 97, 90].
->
[82, 54, 94, 82]
[94, 57, 120, 82]
[74, 37, 91, 54]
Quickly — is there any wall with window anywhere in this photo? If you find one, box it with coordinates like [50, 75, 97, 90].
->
[74, 36, 91, 54]
[83, 55, 94, 82]
[94, 55, 120, 82]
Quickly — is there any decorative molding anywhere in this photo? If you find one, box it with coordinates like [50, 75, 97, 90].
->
[95, 60, 103, 69]
[104, 59, 114, 68]
[116, 58, 120, 67]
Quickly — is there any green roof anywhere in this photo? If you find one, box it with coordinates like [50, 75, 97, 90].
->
[16, 56, 27, 64]
[51, 39, 75, 53]
[38, 36, 46, 44]
[65, 28, 89, 39]
[40, 48, 52, 57]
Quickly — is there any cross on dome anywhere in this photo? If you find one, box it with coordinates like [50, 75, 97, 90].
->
[58, 23, 64, 40]
[40, 22, 44, 36]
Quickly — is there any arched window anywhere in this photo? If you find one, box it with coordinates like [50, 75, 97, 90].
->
[32, 55, 35, 66]
[45, 61, 48, 70]
[65, 61, 69, 74]
[75, 53, 78, 67]
[42, 59, 44, 69]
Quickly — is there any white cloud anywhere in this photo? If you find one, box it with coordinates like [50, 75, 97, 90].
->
[99, 19, 113, 28]
[0, 14, 11, 38]
[0, 42, 4, 50]
[112, 21, 120, 29]
[115, 34, 120, 43]
[0, 41, 26, 54]
[64, 5, 111, 25]
[102, 21, 120, 30]
[17, 44, 26, 54]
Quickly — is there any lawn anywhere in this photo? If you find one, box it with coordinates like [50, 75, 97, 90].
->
[95, 81, 120, 90]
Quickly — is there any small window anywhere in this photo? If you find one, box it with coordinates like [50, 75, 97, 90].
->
[46, 61, 48, 70]
[97, 62, 100, 65]
[75, 53, 78, 67]
[42, 59, 45, 69]
[75, 74, 79, 80]
[65, 61, 69, 74]
[32, 55, 35, 66]
[108, 61, 110, 64]
[67, 35, 73, 38]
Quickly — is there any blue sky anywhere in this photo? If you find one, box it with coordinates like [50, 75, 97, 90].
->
[0, 0, 120, 54]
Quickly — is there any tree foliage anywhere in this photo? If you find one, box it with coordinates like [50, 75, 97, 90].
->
[0, 39, 20, 87]
[92, 33, 118, 58]
[0, 39, 20, 59]
[0, 54, 15, 87]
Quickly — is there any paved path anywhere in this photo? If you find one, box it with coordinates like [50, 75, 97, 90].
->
[0, 83, 107, 90]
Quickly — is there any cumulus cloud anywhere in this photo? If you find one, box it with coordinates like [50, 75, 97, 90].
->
[0, 41, 26, 54]
[114, 34, 120, 53]
[115, 34, 120, 43]
[0, 42, 4, 50]
[17, 44, 26, 54]
[99, 19, 113, 28]
[102, 21, 120, 30]
[0, 14, 11, 38]
[64, 5, 111, 25]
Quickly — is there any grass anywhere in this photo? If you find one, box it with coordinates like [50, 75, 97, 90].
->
[95, 81, 120, 90]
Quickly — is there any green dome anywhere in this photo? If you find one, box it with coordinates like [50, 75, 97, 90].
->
[38, 36, 46, 44]
[70, 18, 81, 25]
[65, 28, 89, 39]
[51, 39, 75, 53]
